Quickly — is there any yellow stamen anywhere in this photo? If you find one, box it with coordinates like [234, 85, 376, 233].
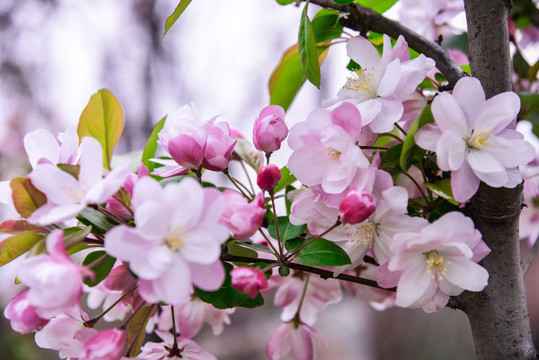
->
[344, 220, 377, 251]
[342, 68, 377, 99]
[424, 250, 450, 280]
[327, 148, 342, 162]
[166, 225, 186, 251]
[467, 130, 493, 150]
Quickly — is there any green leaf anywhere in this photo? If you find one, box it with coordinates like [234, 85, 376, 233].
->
[195, 263, 264, 309]
[235, 241, 276, 255]
[0, 220, 49, 235]
[77, 207, 119, 233]
[380, 143, 403, 175]
[312, 9, 344, 43]
[400, 105, 433, 171]
[274, 166, 297, 193]
[441, 33, 469, 54]
[162, 0, 193, 39]
[276, 0, 296, 4]
[0, 232, 45, 266]
[64, 226, 93, 249]
[513, 51, 531, 79]
[298, 6, 321, 88]
[127, 305, 155, 357]
[10, 177, 47, 219]
[78, 89, 124, 170]
[227, 242, 259, 262]
[83, 251, 116, 287]
[425, 179, 459, 205]
[286, 238, 351, 266]
[333, 0, 354, 4]
[268, 216, 306, 242]
[355, 0, 398, 13]
[141, 117, 166, 173]
[57, 164, 80, 179]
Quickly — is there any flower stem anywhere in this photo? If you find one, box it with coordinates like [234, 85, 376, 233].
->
[285, 218, 342, 261]
[85, 285, 138, 328]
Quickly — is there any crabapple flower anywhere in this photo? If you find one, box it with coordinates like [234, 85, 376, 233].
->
[398, 0, 464, 40]
[202, 119, 236, 171]
[257, 164, 282, 191]
[23, 127, 79, 168]
[382, 212, 490, 312]
[266, 321, 325, 360]
[221, 191, 265, 241]
[35, 314, 98, 359]
[106, 163, 148, 221]
[415, 77, 535, 202]
[253, 105, 288, 153]
[157, 104, 208, 171]
[28, 136, 130, 225]
[158, 295, 234, 339]
[339, 187, 376, 224]
[105, 177, 228, 305]
[288, 102, 370, 194]
[137, 330, 216, 360]
[230, 266, 268, 298]
[17, 230, 91, 319]
[79, 329, 124, 360]
[4, 290, 49, 334]
[326, 35, 435, 133]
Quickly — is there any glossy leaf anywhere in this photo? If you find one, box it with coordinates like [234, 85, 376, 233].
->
[236, 241, 276, 255]
[400, 105, 433, 171]
[163, 0, 193, 38]
[274, 166, 297, 193]
[380, 143, 403, 175]
[355, 0, 398, 13]
[195, 262, 264, 309]
[425, 179, 459, 205]
[64, 226, 93, 249]
[276, 0, 297, 4]
[127, 305, 155, 357]
[0, 232, 45, 266]
[227, 242, 259, 262]
[312, 9, 344, 43]
[78, 89, 124, 170]
[0, 220, 49, 235]
[142, 116, 166, 173]
[333, 0, 354, 4]
[77, 207, 119, 233]
[268, 216, 306, 242]
[298, 6, 321, 88]
[10, 177, 47, 219]
[83, 250, 116, 287]
[286, 238, 351, 266]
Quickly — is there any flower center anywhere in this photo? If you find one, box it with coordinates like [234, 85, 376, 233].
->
[344, 219, 377, 251]
[342, 68, 377, 99]
[327, 147, 342, 162]
[166, 225, 187, 251]
[467, 130, 493, 150]
[424, 250, 450, 280]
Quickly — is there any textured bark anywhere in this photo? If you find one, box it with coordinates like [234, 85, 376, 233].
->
[456, 1, 537, 359]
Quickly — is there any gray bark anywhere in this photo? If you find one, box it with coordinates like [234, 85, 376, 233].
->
[456, 1, 537, 359]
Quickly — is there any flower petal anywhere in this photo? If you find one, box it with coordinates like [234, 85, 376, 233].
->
[431, 92, 469, 135]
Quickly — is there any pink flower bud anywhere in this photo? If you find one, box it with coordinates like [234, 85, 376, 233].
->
[257, 164, 282, 191]
[4, 290, 49, 334]
[253, 105, 288, 153]
[203, 119, 237, 171]
[230, 267, 268, 298]
[339, 187, 376, 224]
[79, 329, 125, 360]
[221, 191, 265, 241]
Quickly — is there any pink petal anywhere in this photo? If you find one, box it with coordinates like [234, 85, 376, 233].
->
[467, 151, 508, 187]
[444, 257, 489, 291]
[473, 92, 520, 135]
[395, 263, 432, 307]
[346, 36, 381, 71]
[415, 124, 442, 152]
[29, 164, 82, 205]
[24, 129, 60, 168]
[452, 77, 485, 121]
[436, 130, 466, 171]
[377, 59, 402, 98]
[368, 98, 403, 133]
[431, 92, 469, 135]
[189, 260, 225, 291]
[78, 137, 104, 190]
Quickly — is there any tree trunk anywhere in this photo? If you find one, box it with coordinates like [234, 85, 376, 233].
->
[457, 1, 536, 359]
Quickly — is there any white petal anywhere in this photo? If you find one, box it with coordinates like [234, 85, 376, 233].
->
[431, 92, 469, 135]
[347, 36, 381, 70]
[473, 92, 520, 135]
[436, 130, 466, 171]
[452, 77, 485, 120]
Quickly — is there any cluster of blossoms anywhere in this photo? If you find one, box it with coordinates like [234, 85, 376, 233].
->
[0, 28, 535, 360]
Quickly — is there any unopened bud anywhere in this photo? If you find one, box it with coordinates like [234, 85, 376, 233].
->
[339, 187, 376, 224]
[230, 267, 268, 298]
[257, 164, 282, 191]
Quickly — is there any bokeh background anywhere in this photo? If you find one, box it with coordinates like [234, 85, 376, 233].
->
[0, 0, 537, 359]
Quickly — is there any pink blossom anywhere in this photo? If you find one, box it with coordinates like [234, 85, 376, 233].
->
[415, 77, 535, 202]
[105, 177, 228, 305]
[79, 329, 124, 360]
[17, 230, 91, 319]
[4, 290, 49, 334]
[230, 266, 268, 298]
[253, 105, 289, 153]
[106, 163, 148, 221]
[381, 212, 490, 312]
[35, 314, 98, 359]
[221, 191, 265, 241]
[257, 164, 282, 191]
[398, 0, 464, 40]
[288, 103, 370, 194]
[270, 272, 342, 325]
[327, 35, 434, 133]
[339, 187, 376, 224]
[23, 128, 79, 169]
[158, 104, 208, 171]
[137, 330, 216, 360]
[28, 136, 130, 225]
[157, 296, 234, 339]
[266, 321, 325, 360]
[202, 119, 236, 171]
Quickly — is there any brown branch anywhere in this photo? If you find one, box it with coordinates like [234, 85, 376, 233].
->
[306, 0, 467, 88]
[221, 253, 393, 291]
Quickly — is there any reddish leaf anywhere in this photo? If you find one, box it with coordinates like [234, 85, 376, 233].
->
[0, 220, 49, 235]
[0, 232, 45, 266]
[10, 178, 47, 218]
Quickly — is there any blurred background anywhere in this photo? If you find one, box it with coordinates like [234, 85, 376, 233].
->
[0, 0, 537, 359]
